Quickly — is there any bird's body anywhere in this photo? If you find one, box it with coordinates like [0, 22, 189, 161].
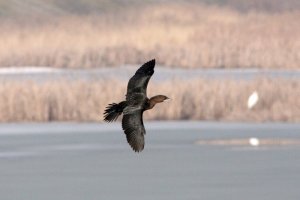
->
[103, 59, 169, 152]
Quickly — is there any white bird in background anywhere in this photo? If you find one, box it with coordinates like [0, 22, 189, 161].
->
[247, 91, 259, 109]
[249, 137, 260, 146]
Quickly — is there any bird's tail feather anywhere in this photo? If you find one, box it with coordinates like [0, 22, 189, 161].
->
[103, 101, 126, 122]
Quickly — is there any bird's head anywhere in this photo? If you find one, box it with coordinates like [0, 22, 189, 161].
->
[161, 95, 171, 102]
[150, 95, 171, 104]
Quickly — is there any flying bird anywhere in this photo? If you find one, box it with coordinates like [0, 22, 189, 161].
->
[103, 59, 170, 152]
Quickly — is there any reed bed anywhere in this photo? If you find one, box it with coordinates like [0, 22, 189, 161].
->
[0, 78, 298, 122]
[0, 3, 299, 69]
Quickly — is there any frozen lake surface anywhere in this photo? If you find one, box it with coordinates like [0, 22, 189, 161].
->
[0, 121, 299, 200]
[0, 66, 299, 82]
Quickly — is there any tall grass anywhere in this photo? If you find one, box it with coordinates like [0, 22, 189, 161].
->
[0, 78, 298, 122]
[0, 3, 299, 69]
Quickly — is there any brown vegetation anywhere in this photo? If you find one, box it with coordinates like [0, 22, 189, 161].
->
[0, 3, 299, 69]
[0, 78, 298, 122]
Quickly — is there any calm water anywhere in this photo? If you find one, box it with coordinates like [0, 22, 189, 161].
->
[1, 67, 299, 82]
[0, 122, 299, 200]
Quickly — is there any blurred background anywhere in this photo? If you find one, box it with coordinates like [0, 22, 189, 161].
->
[0, 0, 299, 122]
[0, 1, 299, 200]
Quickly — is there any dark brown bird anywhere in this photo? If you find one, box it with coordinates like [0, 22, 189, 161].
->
[103, 59, 169, 152]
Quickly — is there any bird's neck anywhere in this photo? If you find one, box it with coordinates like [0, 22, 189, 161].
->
[148, 100, 156, 110]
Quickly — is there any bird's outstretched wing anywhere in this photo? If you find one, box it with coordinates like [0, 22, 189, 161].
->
[121, 59, 155, 152]
[122, 110, 145, 152]
[126, 59, 155, 99]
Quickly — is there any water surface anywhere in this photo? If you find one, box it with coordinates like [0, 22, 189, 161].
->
[0, 66, 299, 82]
[0, 122, 299, 200]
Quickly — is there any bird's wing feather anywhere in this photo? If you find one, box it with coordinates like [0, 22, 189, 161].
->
[121, 59, 155, 152]
[126, 59, 155, 100]
[122, 110, 146, 152]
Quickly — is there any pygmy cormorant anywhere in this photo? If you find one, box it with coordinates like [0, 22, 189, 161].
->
[103, 59, 169, 152]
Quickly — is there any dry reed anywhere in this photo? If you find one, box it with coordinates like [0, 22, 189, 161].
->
[0, 78, 299, 122]
[0, 3, 299, 69]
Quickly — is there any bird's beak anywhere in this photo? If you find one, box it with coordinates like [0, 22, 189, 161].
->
[164, 97, 171, 102]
